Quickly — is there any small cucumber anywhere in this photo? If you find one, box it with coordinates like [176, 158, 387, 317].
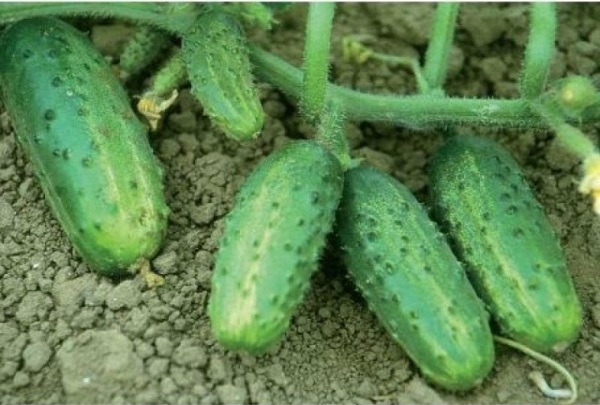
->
[0, 18, 169, 276]
[428, 135, 582, 353]
[182, 10, 264, 140]
[209, 141, 343, 354]
[335, 166, 494, 391]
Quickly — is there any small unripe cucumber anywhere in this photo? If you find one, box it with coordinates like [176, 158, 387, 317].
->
[182, 10, 264, 140]
[0, 18, 169, 276]
[335, 166, 494, 391]
[428, 135, 582, 353]
[209, 141, 343, 354]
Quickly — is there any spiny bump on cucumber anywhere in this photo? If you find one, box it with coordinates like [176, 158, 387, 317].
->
[428, 135, 582, 353]
[182, 10, 264, 141]
[0, 17, 169, 276]
[209, 141, 344, 354]
[336, 165, 495, 391]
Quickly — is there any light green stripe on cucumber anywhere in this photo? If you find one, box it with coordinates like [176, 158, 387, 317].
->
[0, 17, 169, 276]
[209, 140, 344, 354]
[429, 135, 582, 353]
[336, 165, 495, 391]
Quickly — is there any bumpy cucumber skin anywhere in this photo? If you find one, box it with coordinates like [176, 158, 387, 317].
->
[429, 135, 582, 353]
[182, 11, 264, 140]
[209, 141, 343, 354]
[336, 166, 494, 391]
[0, 18, 169, 276]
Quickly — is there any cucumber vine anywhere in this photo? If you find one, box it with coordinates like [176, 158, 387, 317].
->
[0, 2, 596, 402]
[1, 3, 595, 168]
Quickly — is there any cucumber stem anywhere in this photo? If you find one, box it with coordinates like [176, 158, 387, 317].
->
[250, 45, 542, 128]
[422, 2, 460, 93]
[134, 48, 185, 131]
[531, 101, 597, 160]
[531, 99, 600, 215]
[493, 335, 577, 405]
[0, 3, 200, 35]
[314, 102, 354, 171]
[302, 2, 336, 123]
[520, 3, 557, 100]
[149, 50, 188, 98]
[223, 3, 275, 30]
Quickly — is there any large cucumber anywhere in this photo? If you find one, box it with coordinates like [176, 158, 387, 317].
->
[182, 10, 264, 141]
[428, 135, 582, 353]
[335, 166, 495, 391]
[209, 141, 343, 354]
[0, 18, 169, 276]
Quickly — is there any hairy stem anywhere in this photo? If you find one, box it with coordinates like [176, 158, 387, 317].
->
[532, 101, 597, 159]
[250, 45, 547, 129]
[0, 3, 200, 34]
[150, 50, 188, 97]
[314, 102, 353, 171]
[302, 2, 336, 123]
[422, 2, 460, 93]
[520, 3, 557, 100]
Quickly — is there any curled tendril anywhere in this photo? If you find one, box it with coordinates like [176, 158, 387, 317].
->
[493, 336, 577, 405]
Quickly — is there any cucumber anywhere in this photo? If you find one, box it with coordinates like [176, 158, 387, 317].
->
[335, 166, 495, 391]
[428, 135, 582, 353]
[0, 17, 169, 276]
[209, 141, 343, 354]
[182, 10, 264, 141]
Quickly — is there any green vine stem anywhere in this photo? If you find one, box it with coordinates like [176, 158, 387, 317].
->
[520, 3, 557, 100]
[314, 102, 354, 171]
[149, 50, 188, 98]
[302, 2, 336, 123]
[2, 2, 599, 134]
[251, 44, 546, 128]
[532, 101, 597, 159]
[422, 2, 460, 93]
[0, 3, 199, 35]
[135, 50, 186, 132]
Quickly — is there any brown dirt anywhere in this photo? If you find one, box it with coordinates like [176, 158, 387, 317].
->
[1, 3, 600, 404]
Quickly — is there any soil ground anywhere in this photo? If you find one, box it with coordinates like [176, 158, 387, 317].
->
[1, 3, 600, 404]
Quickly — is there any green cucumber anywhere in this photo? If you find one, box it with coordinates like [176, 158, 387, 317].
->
[428, 135, 582, 353]
[182, 10, 264, 141]
[335, 166, 494, 391]
[209, 141, 343, 354]
[0, 17, 169, 276]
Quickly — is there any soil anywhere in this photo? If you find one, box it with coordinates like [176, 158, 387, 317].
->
[1, 3, 600, 404]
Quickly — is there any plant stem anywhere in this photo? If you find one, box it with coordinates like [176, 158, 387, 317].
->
[422, 2, 460, 93]
[0, 3, 199, 35]
[520, 3, 556, 100]
[314, 102, 353, 171]
[339, 92, 535, 128]
[532, 101, 597, 159]
[250, 45, 545, 129]
[150, 50, 188, 97]
[302, 2, 336, 123]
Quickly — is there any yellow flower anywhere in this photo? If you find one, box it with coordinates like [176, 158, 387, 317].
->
[136, 90, 178, 132]
[578, 153, 600, 215]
